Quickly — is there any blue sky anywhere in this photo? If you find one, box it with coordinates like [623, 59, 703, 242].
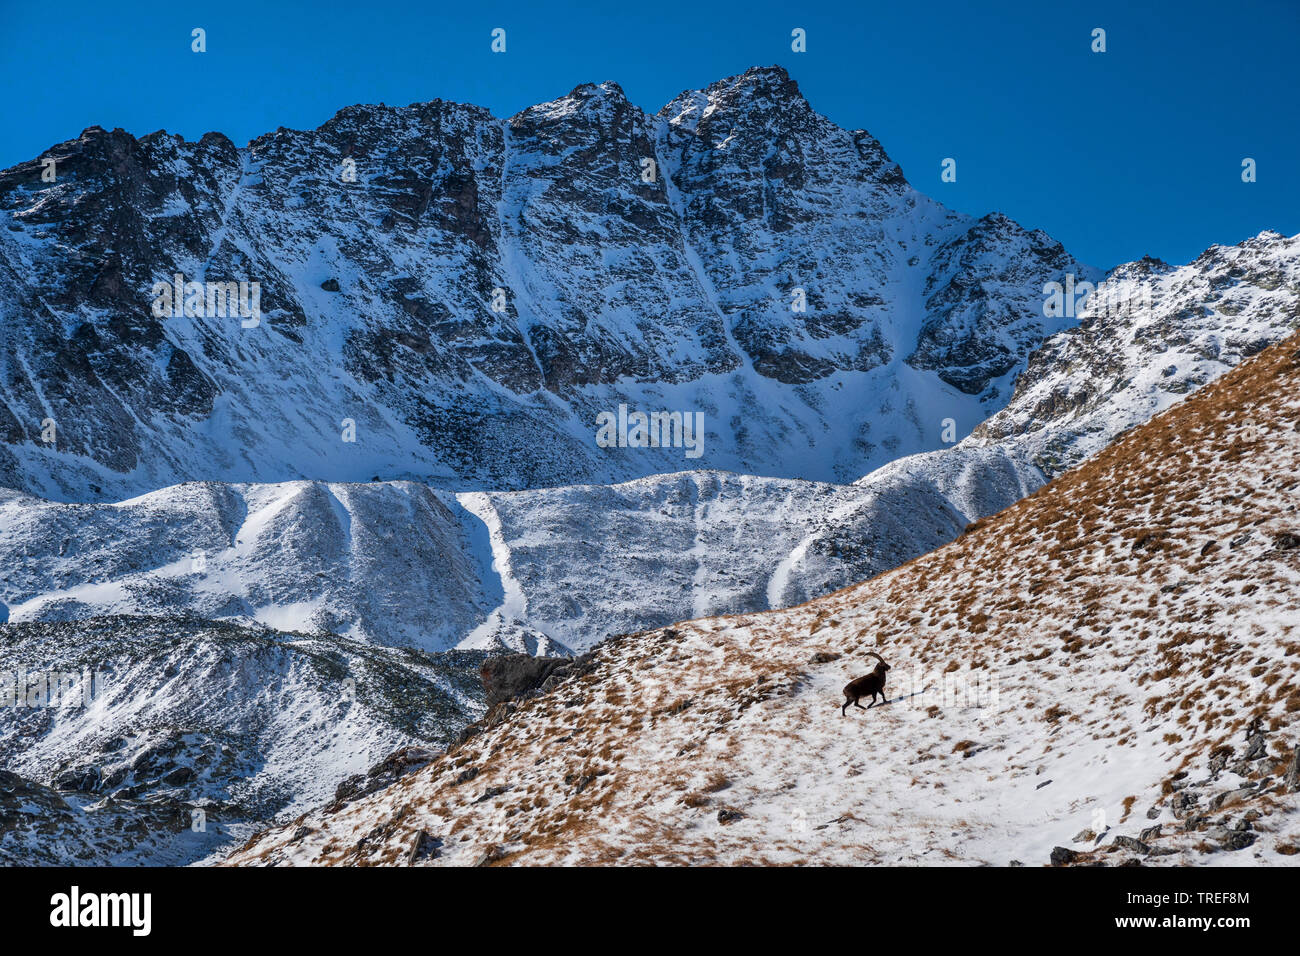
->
[1, 0, 1296, 269]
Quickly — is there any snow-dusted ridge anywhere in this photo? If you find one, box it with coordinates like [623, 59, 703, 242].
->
[969, 229, 1300, 477]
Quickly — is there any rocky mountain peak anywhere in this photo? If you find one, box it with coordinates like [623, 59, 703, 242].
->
[707, 64, 800, 100]
[518, 80, 634, 126]
[0, 67, 1096, 500]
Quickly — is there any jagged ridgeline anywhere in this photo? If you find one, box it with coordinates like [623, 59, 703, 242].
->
[0, 229, 1294, 653]
[0, 66, 1092, 501]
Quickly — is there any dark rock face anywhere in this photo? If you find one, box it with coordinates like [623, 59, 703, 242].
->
[909, 213, 1077, 394]
[1212, 828, 1257, 851]
[1111, 835, 1150, 854]
[53, 765, 102, 792]
[480, 653, 593, 708]
[1049, 846, 1078, 865]
[407, 829, 442, 864]
[1274, 532, 1300, 551]
[333, 745, 439, 806]
[1244, 732, 1268, 760]
[438, 650, 602, 756]
[0, 66, 1092, 501]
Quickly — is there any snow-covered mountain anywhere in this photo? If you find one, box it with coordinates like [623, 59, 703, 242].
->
[776, 229, 1300, 602]
[2, 232, 1294, 651]
[0, 66, 1092, 502]
[0, 480, 514, 652]
[224, 330, 1300, 866]
[0, 472, 980, 652]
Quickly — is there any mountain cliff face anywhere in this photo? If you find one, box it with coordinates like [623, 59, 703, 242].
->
[0, 66, 1093, 502]
[224, 331, 1300, 867]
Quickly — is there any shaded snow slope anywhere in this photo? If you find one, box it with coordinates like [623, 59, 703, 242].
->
[0, 481, 510, 652]
[224, 331, 1300, 866]
[0, 616, 487, 864]
[0, 470, 935, 653]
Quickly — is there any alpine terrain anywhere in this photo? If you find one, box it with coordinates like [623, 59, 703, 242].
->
[1, 64, 1297, 867]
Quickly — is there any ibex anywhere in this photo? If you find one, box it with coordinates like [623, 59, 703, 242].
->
[840, 651, 891, 716]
